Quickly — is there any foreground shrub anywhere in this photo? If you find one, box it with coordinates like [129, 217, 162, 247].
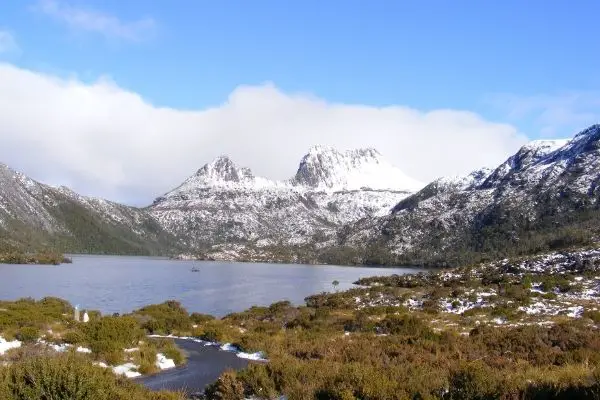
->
[446, 362, 501, 399]
[204, 370, 245, 400]
[15, 326, 40, 343]
[192, 320, 240, 343]
[134, 301, 191, 334]
[0, 297, 73, 331]
[81, 316, 143, 363]
[0, 353, 184, 400]
[83, 316, 143, 348]
[377, 313, 436, 338]
[190, 312, 215, 324]
[160, 342, 185, 366]
[137, 345, 159, 375]
[148, 337, 186, 366]
[62, 329, 86, 345]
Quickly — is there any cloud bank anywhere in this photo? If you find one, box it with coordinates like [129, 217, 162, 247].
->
[0, 63, 527, 205]
[488, 92, 600, 137]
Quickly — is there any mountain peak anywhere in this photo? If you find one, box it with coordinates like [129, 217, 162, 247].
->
[550, 124, 600, 160]
[521, 139, 569, 155]
[479, 138, 569, 189]
[195, 155, 254, 183]
[293, 146, 422, 192]
[306, 145, 380, 158]
[572, 124, 600, 141]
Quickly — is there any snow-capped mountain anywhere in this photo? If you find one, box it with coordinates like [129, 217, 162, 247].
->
[149, 146, 420, 251]
[3, 125, 600, 266]
[292, 146, 423, 191]
[340, 124, 600, 266]
[0, 163, 175, 254]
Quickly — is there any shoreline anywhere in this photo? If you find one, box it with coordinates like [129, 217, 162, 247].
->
[135, 338, 252, 394]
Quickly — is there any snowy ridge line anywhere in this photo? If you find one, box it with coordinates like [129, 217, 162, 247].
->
[147, 334, 268, 362]
[157, 145, 422, 199]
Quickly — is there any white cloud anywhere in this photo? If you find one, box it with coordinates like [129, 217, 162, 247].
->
[488, 92, 600, 137]
[0, 30, 18, 54]
[34, 0, 155, 42]
[0, 63, 528, 205]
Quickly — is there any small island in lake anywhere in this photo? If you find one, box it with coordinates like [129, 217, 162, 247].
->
[0, 251, 72, 265]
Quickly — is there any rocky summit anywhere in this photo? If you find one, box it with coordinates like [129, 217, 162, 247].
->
[149, 146, 420, 255]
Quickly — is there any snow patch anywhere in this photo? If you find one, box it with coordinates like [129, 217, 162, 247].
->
[155, 353, 176, 370]
[0, 337, 21, 355]
[112, 363, 141, 378]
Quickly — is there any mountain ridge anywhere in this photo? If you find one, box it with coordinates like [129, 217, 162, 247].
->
[0, 163, 178, 255]
[2, 126, 600, 267]
[335, 125, 600, 266]
[149, 145, 417, 251]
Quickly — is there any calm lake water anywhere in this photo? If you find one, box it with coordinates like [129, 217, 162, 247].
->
[0, 255, 422, 316]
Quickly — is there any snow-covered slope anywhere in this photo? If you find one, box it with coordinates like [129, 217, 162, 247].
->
[7, 125, 600, 265]
[292, 146, 423, 191]
[340, 124, 600, 266]
[0, 164, 175, 254]
[150, 146, 420, 250]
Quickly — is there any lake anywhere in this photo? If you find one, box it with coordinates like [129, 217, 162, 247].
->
[0, 255, 422, 316]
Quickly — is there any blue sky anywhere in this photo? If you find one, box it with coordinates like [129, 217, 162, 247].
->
[3, 0, 599, 134]
[0, 1, 598, 203]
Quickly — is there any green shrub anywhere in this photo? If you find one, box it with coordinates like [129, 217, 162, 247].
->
[190, 312, 215, 324]
[582, 310, 600, 323]
[238, 364, 278, 399]
[138, 345, 158, 375]
[377, 314, 435, 338]
[204, 369, 245, 400]
[447, 362, 501, 399]
[62, 330, 86, 345]
[192, 320, 239, 343]
[0, 353, 184, 400]
[0, 297, 73, 332]
[134, 301, 191, 334]
[88, 340, 124, 365]
[542, 292, 557, 300]
[162, 345, 185, 366]
[15, 326, 40, 343]
[83, 316, 143, 351]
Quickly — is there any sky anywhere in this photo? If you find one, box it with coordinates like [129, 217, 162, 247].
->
[0, 0, 599, 205]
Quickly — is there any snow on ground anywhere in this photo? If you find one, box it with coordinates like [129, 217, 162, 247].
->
[29, 339, 174, 377]
[93, 353, 176, 377]
[76, 346, 92, 353]
[156, 353, 176, 370]
[124, 347, 139, 353]
[220, 343, 268, 362]
[40, 340, 91, 354]
[149, 335, 269, 362]
[236, 351, 268, 362]
[112, 363, 142, 378]
[356, 247, 600, 329]
[0, 337, 21, 355]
